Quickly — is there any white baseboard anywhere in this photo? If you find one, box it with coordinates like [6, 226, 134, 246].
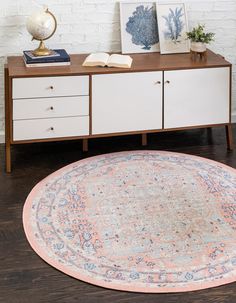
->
[0, 131, 5, 143]
[232, 112, 236, 123]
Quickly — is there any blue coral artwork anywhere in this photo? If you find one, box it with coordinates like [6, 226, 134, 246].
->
[120, 2, 160, 54]
[157, 3, 190, 54]
[162, 7, 184, 43]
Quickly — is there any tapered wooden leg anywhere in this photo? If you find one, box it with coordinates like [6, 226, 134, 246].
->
[82, 139, 88, 152]
[142, 134, 147, 146]
[225, 124, 234, 150]
[5, 142, 11, 173]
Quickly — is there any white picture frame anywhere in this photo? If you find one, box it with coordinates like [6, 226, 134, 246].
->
[156, 2, 190, 54]
[119, 1, 160, 54]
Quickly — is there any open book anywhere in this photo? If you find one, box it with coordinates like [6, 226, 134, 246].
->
[82, 53, 133, 68]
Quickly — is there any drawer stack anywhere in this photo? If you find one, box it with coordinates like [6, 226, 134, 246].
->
[12, 76, 89, 141]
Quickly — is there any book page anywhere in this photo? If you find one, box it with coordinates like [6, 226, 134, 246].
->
[107, 54, 133, 68]
[82, 53, 109, 67]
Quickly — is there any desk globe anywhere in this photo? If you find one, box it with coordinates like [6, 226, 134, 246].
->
[26, 8, 57, 56]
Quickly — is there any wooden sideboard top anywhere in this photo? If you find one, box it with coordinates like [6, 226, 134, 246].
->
[7, 49, 231, 78]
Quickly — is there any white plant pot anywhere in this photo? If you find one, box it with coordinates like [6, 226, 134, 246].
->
[190, 42, 207, 53]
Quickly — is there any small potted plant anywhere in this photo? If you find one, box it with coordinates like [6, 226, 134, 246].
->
[186, 24, 215, 52]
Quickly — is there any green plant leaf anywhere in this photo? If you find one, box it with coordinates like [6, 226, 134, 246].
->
[186, 24, 215, 43]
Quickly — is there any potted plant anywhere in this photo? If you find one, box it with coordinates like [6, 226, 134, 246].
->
[186, 24, 215, 52]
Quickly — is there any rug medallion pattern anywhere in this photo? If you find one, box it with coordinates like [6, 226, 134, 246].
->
[23, 151, 236, 292]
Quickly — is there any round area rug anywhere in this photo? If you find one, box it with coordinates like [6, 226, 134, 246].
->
[23, 151, 236, 293]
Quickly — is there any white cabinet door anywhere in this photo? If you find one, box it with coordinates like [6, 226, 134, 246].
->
[92, 72, 163, 135]
[164, 67, 230, 129]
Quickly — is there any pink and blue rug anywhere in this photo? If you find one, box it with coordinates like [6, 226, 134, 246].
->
[23, 151, 236, 292]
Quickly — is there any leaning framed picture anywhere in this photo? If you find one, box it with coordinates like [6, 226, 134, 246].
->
[156, 3, 190, 54]
[119, 1, 160, 54]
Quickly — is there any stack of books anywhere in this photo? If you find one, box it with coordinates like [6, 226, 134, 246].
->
[23, 49, 71, 67]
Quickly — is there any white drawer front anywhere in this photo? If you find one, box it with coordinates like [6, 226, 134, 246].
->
[13, 76, 89, 99]
[13, 96, 89, 120]
[13, 116, 89, 141]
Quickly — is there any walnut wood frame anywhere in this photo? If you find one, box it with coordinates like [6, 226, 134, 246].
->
[5, 50, 233, 172]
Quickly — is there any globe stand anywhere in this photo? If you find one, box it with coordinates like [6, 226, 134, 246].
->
[32, 40, 53, 57]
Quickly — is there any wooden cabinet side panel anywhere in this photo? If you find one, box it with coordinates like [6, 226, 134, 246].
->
[4, 66, 12, 172]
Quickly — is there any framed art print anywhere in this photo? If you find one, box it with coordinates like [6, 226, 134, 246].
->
[156, 3, 190, 54]
[120, 1, 160, 54]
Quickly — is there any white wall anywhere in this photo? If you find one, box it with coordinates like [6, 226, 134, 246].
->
[0, 0, 235, 142]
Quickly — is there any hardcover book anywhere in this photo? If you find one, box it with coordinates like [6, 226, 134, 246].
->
[23, 49, 70, 67]
[24, 50, 60, 60]
[82, 53, 133, 68]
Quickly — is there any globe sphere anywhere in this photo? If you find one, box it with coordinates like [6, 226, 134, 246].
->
[26, 9, 56, 41]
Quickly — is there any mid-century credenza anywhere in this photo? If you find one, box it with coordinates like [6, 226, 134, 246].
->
[5, 50, 233, 172]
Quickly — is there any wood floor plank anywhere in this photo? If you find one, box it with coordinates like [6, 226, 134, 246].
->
[0, 126, 236, 303]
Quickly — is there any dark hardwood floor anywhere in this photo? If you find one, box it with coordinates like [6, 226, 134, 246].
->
[0, 126, 236, 303]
